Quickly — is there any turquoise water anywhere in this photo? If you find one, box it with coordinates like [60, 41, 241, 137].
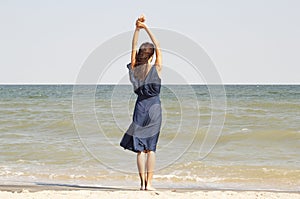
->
[0, 85, 299, 191]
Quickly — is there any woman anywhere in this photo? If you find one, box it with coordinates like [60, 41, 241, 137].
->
[120, 15, 162, 191]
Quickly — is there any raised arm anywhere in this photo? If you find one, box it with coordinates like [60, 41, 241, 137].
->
[130, 27, 140, 68]
[137, 21, 162, 72]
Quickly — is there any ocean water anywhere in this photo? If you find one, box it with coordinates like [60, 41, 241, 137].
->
[0, 85, 299, 191]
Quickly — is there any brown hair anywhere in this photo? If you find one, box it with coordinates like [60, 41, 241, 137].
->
[135, 42, 155, 67]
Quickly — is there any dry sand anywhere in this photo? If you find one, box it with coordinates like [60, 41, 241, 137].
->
[0, 184, 299, 199]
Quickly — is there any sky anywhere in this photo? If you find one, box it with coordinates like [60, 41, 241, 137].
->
[0, 0, 299, 84]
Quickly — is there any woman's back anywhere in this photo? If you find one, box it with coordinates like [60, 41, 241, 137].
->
[133, 64, 152, 81]
[127, 63, 161, 98]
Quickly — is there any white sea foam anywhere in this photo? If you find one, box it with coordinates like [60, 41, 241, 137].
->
[0, 85, 299, 191]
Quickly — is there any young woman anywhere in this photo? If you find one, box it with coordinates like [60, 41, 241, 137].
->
[120, 15, 162, 191]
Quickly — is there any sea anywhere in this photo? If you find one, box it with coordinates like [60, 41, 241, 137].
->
[0, 85, 299, 191]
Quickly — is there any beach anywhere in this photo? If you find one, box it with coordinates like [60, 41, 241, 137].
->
[2, 0, 300, 197]
[0, 184, 300, 199]
[0, 85, 299, 196]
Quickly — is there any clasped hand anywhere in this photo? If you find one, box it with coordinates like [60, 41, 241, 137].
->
[136, 14, 147, 30]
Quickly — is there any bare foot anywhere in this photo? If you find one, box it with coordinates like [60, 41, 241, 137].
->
[140, 183, 146, 190]
[145, 185, 156, 191]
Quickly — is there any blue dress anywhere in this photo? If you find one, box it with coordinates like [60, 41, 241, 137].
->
[120, 63, 162, 153]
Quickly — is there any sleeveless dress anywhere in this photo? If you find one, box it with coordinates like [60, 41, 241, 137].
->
[120, 63, 162, 153]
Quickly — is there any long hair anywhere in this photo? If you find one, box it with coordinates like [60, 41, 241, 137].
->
[133, 42, 155, 81]
[135, 42, 155, 67]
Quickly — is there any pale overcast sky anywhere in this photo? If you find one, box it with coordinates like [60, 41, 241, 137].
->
[0, 0, 299, 84]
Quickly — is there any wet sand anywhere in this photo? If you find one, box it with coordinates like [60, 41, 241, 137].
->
[0, 183, 299, 199]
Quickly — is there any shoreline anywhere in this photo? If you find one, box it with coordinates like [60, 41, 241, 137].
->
[1, 182, 300, 193]
[0, 182, 300, 196]
[0, 183, 299, 199]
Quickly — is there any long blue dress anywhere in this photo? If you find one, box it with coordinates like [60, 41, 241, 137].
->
[120, 63, 162, 153]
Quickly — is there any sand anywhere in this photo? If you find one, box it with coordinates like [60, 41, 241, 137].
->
[0, 184, 299, 199]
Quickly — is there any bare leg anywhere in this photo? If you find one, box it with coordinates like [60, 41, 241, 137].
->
[145, 151, 156, 190]
[137, 151, 146, 190]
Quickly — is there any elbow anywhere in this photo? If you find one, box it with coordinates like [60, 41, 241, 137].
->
[155, 42, 160, 49]
[155, 43, 161, 55]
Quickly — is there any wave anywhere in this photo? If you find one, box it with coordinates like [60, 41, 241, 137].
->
[1, 162, 299, 191]
[218, 130, 300, 144]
